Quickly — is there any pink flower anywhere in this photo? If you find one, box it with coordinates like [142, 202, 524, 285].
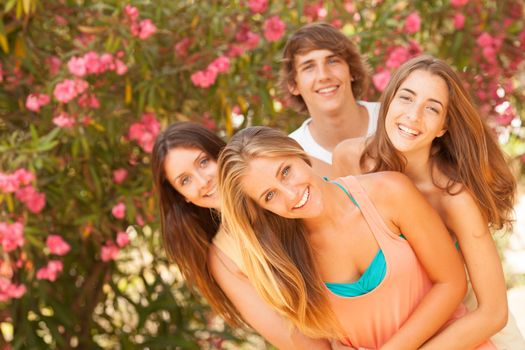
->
[26, 94, 41, 112]
[0, 222, 24, 252]
[101, 242, 120, 262]
[124, 5, 139, 20]
[14, 169, 34, 185]
[26, 93, 50, 112]
[190, 68, 218, 88]
[248, 0, 268, 13]
[45, 56, 62, 75]
[74, 79, 89, 95]
[53, 112, 76, 129]
[451, 0, 468, 7]
[112, 202, 126, 219]
[453, 13, 465, 29]
[404, 12, 421, 34]
[67, 56, 87, 77]
[175, 37, 191, 57]
[0, 278, 26, 301]
[15, 186, 46, 213]
[209, 56, 230, 73]
[99, 53, 116, 71]
[116, 231, 130, 247]
[128, 113, 161, 152]
[112, 168, 128, 184]
[372, 70, 391, 92]
[263, 16, 286, 42]
[227, 44, 245, 57]
[46, 235, 71, 256]
[53, 79, 78, 103]
[386, 46, 410, 69]
[0, 173, 20, 193]
[115, 59, 128, 75]
[83, 51, 101, 75]
[36, 260, 63, 281]
[136, 214, 145, 226]
[137, 19, 157, 40]
[244, 31, 260, 50]
[477, 32, 494, 47]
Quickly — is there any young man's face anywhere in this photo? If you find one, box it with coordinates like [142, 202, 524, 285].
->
[289, 49, 354, 117]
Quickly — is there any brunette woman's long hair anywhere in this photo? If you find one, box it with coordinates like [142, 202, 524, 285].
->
[218, 126, 344, 339]
[361, 55, 515, 229]
[151, 122, 245, 326]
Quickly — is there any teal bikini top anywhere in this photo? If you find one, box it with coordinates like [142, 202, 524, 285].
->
[323, 178, 391, 297]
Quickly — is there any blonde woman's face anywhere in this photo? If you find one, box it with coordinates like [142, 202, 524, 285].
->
[241, 155, 324, 219]
[163, 147, 220, 210]
[385, 69, 449, 157]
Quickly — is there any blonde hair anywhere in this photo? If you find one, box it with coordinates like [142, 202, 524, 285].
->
[361, 55, 516, 230]
[218, 126, 343, 338]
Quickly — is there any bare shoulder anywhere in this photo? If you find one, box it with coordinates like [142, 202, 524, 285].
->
[208, 243, 245, 279]
[357, 171, 416, 197]
[440, 189, 483, 228]
[333, 137, 369, 176]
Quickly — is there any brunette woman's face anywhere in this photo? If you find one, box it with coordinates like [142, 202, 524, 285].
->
[385, 69, 449, 157]
[163, 147, 220, 210]
[240, 155, 325, 219]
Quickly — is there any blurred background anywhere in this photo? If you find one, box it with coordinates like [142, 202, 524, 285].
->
[0, 0, 524, 349]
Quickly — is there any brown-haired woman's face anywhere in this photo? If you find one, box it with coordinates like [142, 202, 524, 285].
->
[385, 69, 449, 157]
[163, 147, 220, 210]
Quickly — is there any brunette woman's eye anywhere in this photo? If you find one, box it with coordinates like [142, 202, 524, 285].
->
[181, 176, 190, 186]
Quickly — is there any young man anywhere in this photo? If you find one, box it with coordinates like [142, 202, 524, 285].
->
[280, 22, 379, 170]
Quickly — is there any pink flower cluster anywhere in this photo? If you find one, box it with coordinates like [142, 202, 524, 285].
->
[453, 13, 466, 29]
[191, 55, 231, 88]
[476, 32, 502, 64]
[372, 70, 391, 92]
[0, 277, 26, 302]
[15, 185, 46, 213]
[404, 12, 421, 34]
[263, 16, 286, 42]
[25, 93, 50, 112]
[0, 222, 24, 252]
[451, 0, 469, 7]
[53, 112, 76, 129]
[36, 260, 63, 281]
[0, 169, 34, 193]
[53, 79, 89, 103]
[101, 231, 130, 262]
[128, 112, 161, 152]
[230, 24, 261, 56]
[175, 37, 192, 57]
[67, 52, 128, 78]
[125, 5, 157, 40]
[248, 0, 268, 13]
[46, 235, 71, 256]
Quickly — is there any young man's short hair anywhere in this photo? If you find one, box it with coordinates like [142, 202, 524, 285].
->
[279, 22, 370, 113]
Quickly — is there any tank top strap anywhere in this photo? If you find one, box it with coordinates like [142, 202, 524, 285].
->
[336, 176, 401, 244]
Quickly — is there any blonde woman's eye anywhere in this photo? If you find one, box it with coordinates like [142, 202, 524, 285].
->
[200, 157, 209, 167]
[265, 191, 275, 202]
[282, 165, 290, 177]
[427, 106, 440, 114]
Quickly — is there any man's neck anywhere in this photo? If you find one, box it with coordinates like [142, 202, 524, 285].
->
[308, 101, 369, 152]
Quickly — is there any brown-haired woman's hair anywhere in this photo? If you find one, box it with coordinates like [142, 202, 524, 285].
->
[361, 55, 516, 230]
[278, 22, 370, 113]
[151, 122, 245, 327]
[218, 126, 344, 339]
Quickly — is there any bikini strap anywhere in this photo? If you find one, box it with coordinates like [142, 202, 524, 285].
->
[323, 176, 360, 208]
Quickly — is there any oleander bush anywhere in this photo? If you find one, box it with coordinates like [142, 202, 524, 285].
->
[0, 0, 524, 348]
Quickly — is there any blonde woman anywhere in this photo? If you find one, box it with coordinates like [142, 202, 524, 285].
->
[218, 126, 494, 349]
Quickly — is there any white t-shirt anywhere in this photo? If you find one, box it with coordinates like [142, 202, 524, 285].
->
[289, 101, 380, 164]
